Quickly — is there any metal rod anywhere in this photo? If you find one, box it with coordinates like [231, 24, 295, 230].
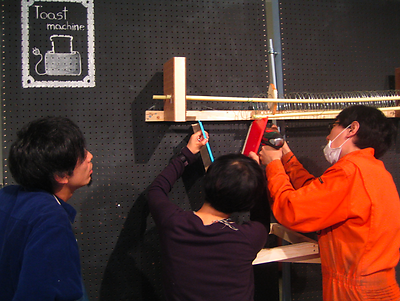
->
[268, 39, 277, 88]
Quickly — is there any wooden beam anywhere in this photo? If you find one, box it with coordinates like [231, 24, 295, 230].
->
[145, 108, 400, 122]
[192, 123, 212, 170]
[396, 67, 400, 106]
[163, 57, 186, 121]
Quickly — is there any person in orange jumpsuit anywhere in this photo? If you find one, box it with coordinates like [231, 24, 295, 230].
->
[250, 105, 400, 300]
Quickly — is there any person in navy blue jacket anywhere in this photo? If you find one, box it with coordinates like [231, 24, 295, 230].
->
[0, 116, 93, 301]
[148, 130, 270, 301]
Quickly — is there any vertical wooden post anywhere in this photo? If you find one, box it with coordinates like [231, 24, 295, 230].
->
[396, 68, 400, 108]
[163, 57, 187, 121]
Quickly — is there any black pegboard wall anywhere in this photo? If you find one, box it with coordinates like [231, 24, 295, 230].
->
[2, 1, 400, 301]
[2, 1, 274, 300]
[279, 0, 400, 95]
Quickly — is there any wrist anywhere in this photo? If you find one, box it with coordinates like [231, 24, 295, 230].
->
[281, 143, 291, 155]
[186, 144, 198, 155]
[266, 158, 281, 165]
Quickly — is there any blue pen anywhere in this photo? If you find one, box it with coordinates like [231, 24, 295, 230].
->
[198, 120, 214, 162]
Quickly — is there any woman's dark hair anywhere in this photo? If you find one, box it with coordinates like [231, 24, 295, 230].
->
[9, 116, 86, 193]
[335, 105, 397, 159]
[203, 153, 267, 214]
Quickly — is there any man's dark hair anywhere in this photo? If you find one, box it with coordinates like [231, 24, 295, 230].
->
[336, 105, 397, 159]
[204, 153, 267, 214]
[9, 116, 86, 193]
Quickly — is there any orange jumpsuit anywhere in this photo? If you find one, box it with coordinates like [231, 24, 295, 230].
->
[266, 148, 400, 300]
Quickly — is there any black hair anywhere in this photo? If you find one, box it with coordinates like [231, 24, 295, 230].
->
[336, 105, 397, 158]
[203, 153, 267, 214]
[8, 116, 86, 193]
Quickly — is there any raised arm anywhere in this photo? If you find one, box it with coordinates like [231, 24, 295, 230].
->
[147, 131, 208, 225]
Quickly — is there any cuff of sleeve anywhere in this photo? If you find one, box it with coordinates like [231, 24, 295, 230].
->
[282, 151, 295, 165]
[179, 147, 198, 166]
[266, 159, 285, 179]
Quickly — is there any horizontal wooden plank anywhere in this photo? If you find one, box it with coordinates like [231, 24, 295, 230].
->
[253, 242, 320, 265]
[145, 108, 400, 122]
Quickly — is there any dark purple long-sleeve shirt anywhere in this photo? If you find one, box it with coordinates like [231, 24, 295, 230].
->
[148, 147, 268, 301]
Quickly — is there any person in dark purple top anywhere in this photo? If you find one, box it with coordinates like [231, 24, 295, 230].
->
[148, 130, 270, 301]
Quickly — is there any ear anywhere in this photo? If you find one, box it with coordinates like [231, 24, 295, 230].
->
[347, 121, 360, 138]
[54, 173, 69, 184]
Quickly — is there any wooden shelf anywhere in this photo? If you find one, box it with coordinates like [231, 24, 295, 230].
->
[253, 223, 320, 265]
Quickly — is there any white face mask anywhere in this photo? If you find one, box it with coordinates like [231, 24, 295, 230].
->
[323, 125, 351, 164]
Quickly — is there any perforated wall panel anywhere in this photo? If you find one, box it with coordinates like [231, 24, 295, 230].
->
[279, 0, 400, 94]
[2, 1, 277, 300]
[2, 1, 400, 301]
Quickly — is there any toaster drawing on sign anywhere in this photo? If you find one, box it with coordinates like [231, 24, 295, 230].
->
[32, 35, 82, 76]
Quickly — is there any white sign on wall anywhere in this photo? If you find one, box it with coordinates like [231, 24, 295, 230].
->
[21, 0, 95, 88]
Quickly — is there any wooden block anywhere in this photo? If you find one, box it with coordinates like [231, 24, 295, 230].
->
[192, 123, 213, 170]
[267, 83, 278, 114]
[163, 57, 187, 121]
[396, 68, 400, 106]
[145, 110, 164, 121]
